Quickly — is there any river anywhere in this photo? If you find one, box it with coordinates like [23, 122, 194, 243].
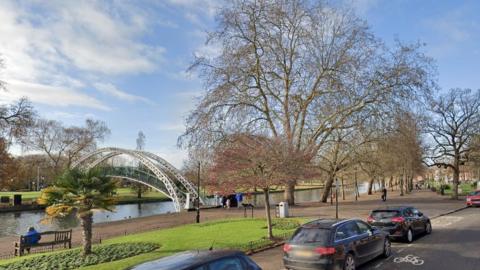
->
[0, 182, 380, 237]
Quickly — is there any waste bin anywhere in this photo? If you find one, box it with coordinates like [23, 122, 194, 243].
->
[13, 194, 22, 206]
[0, 196, 9, 203]
[278, 201, 289, 218]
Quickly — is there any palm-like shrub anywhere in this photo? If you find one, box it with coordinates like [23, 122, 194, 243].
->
[37, 168, 117, 256]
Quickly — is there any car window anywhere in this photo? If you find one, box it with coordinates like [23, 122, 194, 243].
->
[192, 266, 208, 270]
[207, 257, 244, 270]
[404, 208, 414, 217]
[335, 222, 359, 241]
[290, 227, 330, 244]
[411, 208, 420, 216]
[356, 221, 371, 234]
[371, 210, 400, 219]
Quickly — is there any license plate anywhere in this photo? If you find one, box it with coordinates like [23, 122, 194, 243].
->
[294, 250, 313, 257]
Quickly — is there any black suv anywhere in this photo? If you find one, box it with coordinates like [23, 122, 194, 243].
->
[129, 250, 261, 270]
[283, 219, 391, 270]
[367, 206, 432, 243]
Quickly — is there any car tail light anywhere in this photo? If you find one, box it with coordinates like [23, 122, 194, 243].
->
[391, 216, 405, 223]
[283, 244, 292, 252]
[314, 247, 336, 255]
[367, 216, 375, 223]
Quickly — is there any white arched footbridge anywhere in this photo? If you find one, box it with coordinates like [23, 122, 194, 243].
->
[71, 147, 203, 212]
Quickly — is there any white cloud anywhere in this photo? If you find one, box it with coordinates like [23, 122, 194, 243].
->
[0, 0, 164, 110]
[157, 123, 185, 132]
[153, 147, 188, 168]
[94, 82, 151, 104]
[0, 80, 110, 111]
[347, 0, 379, 16]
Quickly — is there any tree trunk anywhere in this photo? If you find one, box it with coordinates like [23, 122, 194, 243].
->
[80, 212, 93, 256]
[367, 178, 374, 195]
[452, 168, 460, 200]
[284, 180, 296, 205]
[321, 173, 335, 203]
[137, 185, 142, 199]
[390, 176, 394, 192]
[263, 188, 273, 239]
[399, 174, 404, 196]
[341, 178, 345, 200]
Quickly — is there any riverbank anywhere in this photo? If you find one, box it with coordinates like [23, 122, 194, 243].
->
[0, 188, 170, 213]
[0, 188, 465, 260]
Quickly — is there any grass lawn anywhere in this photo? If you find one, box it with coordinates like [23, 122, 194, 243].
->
[0, 188, 168, 204]
[0, 218, 307, 270]
[443, 183, 476, 196]
[0, 191, 41, 201]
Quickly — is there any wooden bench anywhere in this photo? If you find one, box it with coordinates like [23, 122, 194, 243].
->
[14, 229, 72, 256]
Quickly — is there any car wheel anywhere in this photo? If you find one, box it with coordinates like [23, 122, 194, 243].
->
[405, 228, 414, 243]
[425, 222, 432, 234]
[383, 238, 391, 258]
[344, 253, 356, 270]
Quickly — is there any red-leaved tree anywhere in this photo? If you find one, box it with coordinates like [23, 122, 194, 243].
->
[209, 134, 315, 239]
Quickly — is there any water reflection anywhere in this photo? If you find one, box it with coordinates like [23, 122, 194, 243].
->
[0, 201, 176, 237]
[0, 183, 380, 237]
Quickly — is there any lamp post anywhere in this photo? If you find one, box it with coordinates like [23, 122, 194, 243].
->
[335, 178, 339, 219]
[196, 161, 201, 224]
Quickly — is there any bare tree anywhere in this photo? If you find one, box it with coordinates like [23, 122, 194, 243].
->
[0, 57, 35, 140]
[425, 89, 480, 199]
[136, 131, 146, 151]
[133, 131, 148, 198]
[209, 134, 313, 239]
[180, 0, 435, 205]
[21, 119, 110, 176]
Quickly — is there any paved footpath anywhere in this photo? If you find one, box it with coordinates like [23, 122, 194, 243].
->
[0, 189, 463, 258]
[251, 190, 467, 270]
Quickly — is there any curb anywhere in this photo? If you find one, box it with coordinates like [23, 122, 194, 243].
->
[430, 206, 468, 220]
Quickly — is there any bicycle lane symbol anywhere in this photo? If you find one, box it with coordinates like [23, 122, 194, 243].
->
[393, 254, 425, 266]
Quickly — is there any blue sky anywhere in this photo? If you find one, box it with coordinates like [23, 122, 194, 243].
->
[0, 0, 479, 167]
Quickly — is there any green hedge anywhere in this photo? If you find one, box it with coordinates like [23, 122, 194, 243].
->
[0, 243, 159, 270]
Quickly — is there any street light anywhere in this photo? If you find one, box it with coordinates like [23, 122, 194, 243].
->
[196, 161, 201, 224]
[335, 178, 339, 219]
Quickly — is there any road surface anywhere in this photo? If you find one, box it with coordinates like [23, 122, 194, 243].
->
[252, 207, 480, 270]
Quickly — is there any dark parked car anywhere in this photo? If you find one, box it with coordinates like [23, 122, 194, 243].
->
[283, 219, 391, 270]
[129, 250, 262, 270]
[366, 206, 432, 243]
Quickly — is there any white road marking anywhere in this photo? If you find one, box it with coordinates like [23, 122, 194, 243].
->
[393, 254, 424, 265]
[374, 262, 384, 268]
[431, 216, 463, 228]
[398, 248, 405, 253]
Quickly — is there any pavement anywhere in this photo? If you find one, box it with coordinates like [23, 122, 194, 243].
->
[251, 190, 471, 270]
[0, 189, 465, 259]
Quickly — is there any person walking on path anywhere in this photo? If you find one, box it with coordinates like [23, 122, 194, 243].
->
[235, 192, 243, 208]
[381, 187, 388, 202]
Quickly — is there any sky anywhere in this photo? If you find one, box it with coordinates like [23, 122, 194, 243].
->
[0, 0, 479, 168]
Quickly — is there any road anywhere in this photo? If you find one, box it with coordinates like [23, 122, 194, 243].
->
[251, 207, 480, 270]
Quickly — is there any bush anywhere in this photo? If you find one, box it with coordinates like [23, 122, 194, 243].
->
[0, 243, 159, 270]
[430, 187, 437, 192]
[444, 184, 451, 190]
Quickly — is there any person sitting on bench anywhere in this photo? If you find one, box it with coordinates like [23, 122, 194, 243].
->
[24, 227, 41, 250]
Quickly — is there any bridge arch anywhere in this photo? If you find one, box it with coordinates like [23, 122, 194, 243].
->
[71, 147, 202, 212]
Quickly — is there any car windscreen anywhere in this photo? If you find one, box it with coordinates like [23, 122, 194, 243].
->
[290, 227, 330, 244]
[371, 210, 400, 219]
[469, 191, 480, 196]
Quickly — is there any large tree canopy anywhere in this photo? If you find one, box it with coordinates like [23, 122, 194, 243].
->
[180, 0, 436, 204]
[425, 88, 480, 199]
